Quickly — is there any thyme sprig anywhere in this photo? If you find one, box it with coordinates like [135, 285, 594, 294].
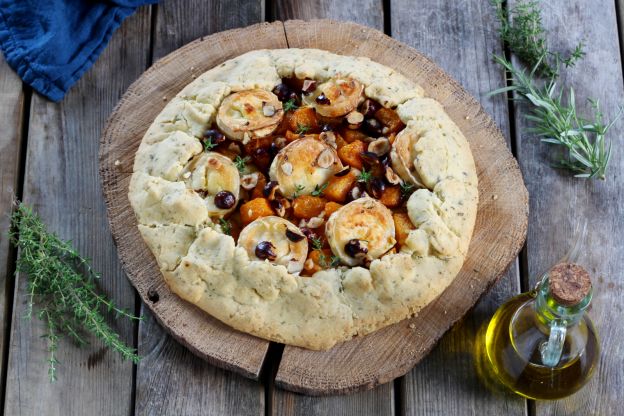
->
[296, 123, 310, 135]
[9, 204, 141, 381]
[491, 0, 584, 78]
[357, 168, 372, 184]
[311, 183, 328, 197]
[292, 184, 305, 198]
[491, 56, 622, 179]
[234, 155, 250, 173]
[284, 99, 298, 112]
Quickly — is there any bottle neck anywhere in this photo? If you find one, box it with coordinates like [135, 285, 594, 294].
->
[534, 275, 592, 327]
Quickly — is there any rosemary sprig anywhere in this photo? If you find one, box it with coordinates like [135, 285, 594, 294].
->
[490, 55, 622, 179]
[490, 0, 619, 179]
[491, 0, 584, 78]
[9, 203, 141, 381]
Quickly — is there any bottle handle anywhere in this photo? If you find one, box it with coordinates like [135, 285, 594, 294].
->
[539, 320, 566, 367]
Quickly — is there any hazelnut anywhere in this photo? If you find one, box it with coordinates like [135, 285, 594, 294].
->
[368, 137, 390, 156]
[241, 172, 259, 190]
[274, 136, 287, 149]
[346, 111, 364, 129]
[270, 197, 290, 217]
[227, 142, 242, 155]
[281, 161, 293, 176]
[360, 99, 380, 118]
[320, 131, 337, 149]
[385, 166, 402, 185]
[315, 148, 335, 169]
[255, 241, 277, 261]
[301, 79, 317, 95]
[262, 103, 276, 117]
[263, 181, 279, 200]
[214, 191, 236, 209]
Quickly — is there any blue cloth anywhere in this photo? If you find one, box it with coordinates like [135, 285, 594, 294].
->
[0, 0, 157, 102]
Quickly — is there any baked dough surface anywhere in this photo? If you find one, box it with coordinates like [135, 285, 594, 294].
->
[129, 49, 478, 350]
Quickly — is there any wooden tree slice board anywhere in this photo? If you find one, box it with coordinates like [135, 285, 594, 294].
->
[100, 20, 528, 395]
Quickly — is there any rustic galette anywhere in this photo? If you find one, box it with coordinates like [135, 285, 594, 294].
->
[129, 49, 478, 350]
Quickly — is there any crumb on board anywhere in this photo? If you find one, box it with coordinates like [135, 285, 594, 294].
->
[114, 160, 121, 166]
[409, 323, 416, 329]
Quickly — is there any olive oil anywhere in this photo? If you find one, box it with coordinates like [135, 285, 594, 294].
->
[482, 291, 599, 400]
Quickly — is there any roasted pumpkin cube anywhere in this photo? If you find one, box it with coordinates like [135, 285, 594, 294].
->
[302, 249, 333, 276]
[334, 132, 348, 149]
[374, 107, 404, 133]
[340, 128, 369, 144]
[324, 201, 343, 218]
[324, 170, 358, 203]
[292, 195, 326, 219]
[251, 172, 267, 199]
[240, 198, 275, 225]
[284, 106, 319, 133]
[393, 212, 415, 247]
[380, 186, 402, 208]
[338, 140, 366, 170]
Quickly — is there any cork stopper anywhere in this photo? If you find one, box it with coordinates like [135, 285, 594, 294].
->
[548, 263, 592, 306]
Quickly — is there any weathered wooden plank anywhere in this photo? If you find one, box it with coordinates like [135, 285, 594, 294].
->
[273, 0, 383, 29]
[135, 311, 263, 416]
[391, 0, 526, 414]
[510, 1, 623, 414]
[272, 2, 393, 413]
[3, 9, 151, 416]
[134, 2, 266, 415]
[0, 55, 26, 404]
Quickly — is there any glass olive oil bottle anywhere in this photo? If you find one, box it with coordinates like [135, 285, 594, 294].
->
[482, 262, 599, 400]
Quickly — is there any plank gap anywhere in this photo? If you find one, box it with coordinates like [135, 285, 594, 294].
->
[615, 0, 624, 78]
[148, 3, 158, 65]
[382, 0, 392, 36]
[264, 0, 275, 22]
[393, 376, 404, 416]
[0, 84, 31, 413]
[262, 343, 284, 416]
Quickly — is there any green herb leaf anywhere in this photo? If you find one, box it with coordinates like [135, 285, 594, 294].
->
[357, 168, 372, 184]
[9, 203, 142, 382]
[491, 0, 584, 78]
[400, 181, 416, 198]
[310, 236, 324, 251]
[491, 55, 622, 179]
[292, 184, 305, 198]
[219, 218, 232, 235]
[311, 183, 328, 197]
[234, 155, 250, 173]
[202, 138, 218, 151]
[284, 99, 298, 112]
[296, 123, 310, 135]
